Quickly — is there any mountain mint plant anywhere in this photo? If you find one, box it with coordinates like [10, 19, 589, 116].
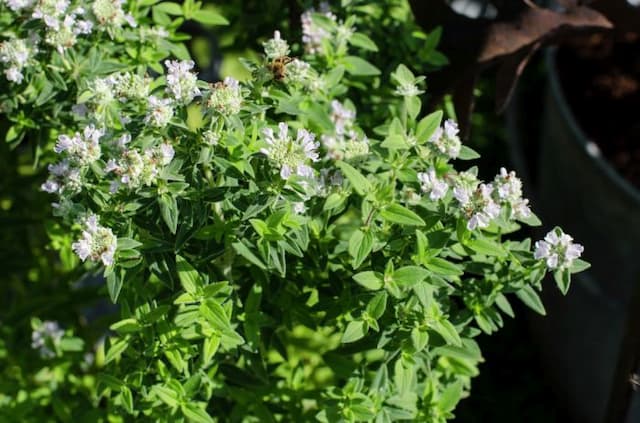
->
[1, 2, 589, 422]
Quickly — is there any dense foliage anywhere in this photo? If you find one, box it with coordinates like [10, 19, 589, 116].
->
[0, 1, 588, 421]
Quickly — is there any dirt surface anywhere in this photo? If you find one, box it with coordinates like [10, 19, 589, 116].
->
[556, 32, 640, 189]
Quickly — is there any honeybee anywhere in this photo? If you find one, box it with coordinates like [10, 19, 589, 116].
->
[268, 56, 294, 81]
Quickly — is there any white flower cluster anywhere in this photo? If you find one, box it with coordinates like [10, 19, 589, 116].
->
[262, 122, 319, 180]
[31, 320, 64, 358]
[105, 139, 174, 191]
[165, 60, 201, 104]
[54, 124, 103, 165]
[534, 228, 584, 270]
[92, 0, 136, 30]
[71, 213, 117, 266]
[4, 0, 34, 13]
[41, 159, 82, 194]
[0, 38, 32, 83]
[428, 119, 462, 159]
[27, 0, 94, 53]
[321, 100, 369, 160]
[395, 81, 424, 97]
[453, 173, 501, 230]
[263, 30, 290, 60]
[301, 2, 336, 55]
[208, 77, 242, 115]
[492, 167, 531, 220]
[447, 166, 534, 230]
[145, 95, 174, 128]
[284, 58, 313, 86]
[417, 168, 448, 201]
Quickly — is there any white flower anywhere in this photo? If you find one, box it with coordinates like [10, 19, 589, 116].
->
[453, 172, 500, 230]
[93, 0, 135, 30]
[285, 59, 312, 86]
[330, 100, 355, 136]
[165, 60, 201, 104]
[261, 122, 319, 180]
[292, 202, 306, 214]
[395, 82, 423, 97]
[417, 168, 448, 200]
[72, 214, 117, 266]
[32, 0, 70, 29]
[54, 125, 103, 165]
[301, 4, 336, 55]
[107, 142, 174, 190]
[4, 0, 34, 12]
[534, 228, 584, 270]
[321, 100, 369, 160]
[202, 130, 219, 146]
[492, 167, 532, 220]
[208, 77, 242, 115]
[0, 38, 31, 83]
[31, 320, 64, 358]
[428, 119, 462, 159]
[263, 30, 290, 60]
[145, 95, 173, 128]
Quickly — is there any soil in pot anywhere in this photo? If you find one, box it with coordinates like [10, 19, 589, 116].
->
[555, 32, 640, 188]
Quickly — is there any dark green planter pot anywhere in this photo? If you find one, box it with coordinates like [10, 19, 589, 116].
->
[518, 48, 640, 423]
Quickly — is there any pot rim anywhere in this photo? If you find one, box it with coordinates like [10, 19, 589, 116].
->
[545, 47, 640, 205]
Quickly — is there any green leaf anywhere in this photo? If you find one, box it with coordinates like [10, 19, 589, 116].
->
[158, 194, 179, 234]
[515, 285, 546, 315]
[393, 266, 430, 286]
[457, 145, 480, 160]
[59, 337, 84, 352]
[416, 111, 442, 142]
[341, 320, 367, 343]
[570, 258, 591, 274]
[438, 381, 463, 412]
[380, 204, 425, 226]
[336, 161, 371, 195]
[349, 230, 373, 269]
[117, 238, 142, 251]
[106, 270, 123, 303]
[120, 386, 134, 414]
[152, 385, 180, 408]
[424, 257, 463, 276]
[176, 255, 201, 294]
[232, 241, 266, 269]
[181, 403, 214, 423]
[105, 338, 129, 364]
[392, 64, 415, 86]
[192, 9, 228, 25]
[433, 319, 462, 346]
[554, 268, 571, 295]
[109, 318, 142, 334]
[349, 33, 378, 51]
[353, 271, 383, 290]
[341, 56, 381, 76]
[467, 236, 507, 257]
[366, 291, 388, 319]
[519, 212, 542, 226]
[411, 327, 429, 352]
[153, 2, 183, 15]
[199, 299, 231, 332]
[494, 293, 515, 318]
